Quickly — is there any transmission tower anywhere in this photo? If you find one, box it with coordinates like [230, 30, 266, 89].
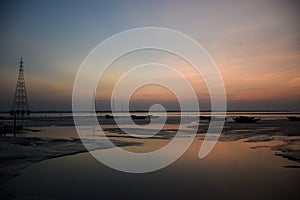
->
[10, 58, 30, 115]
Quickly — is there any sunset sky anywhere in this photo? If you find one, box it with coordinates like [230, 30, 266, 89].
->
[0, 0, 299, 111]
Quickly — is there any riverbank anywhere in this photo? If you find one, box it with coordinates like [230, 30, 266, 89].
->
[0, 136, 142, 185]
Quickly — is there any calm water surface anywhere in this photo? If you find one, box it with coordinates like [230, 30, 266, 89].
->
[1, 112, 300, 199]
[3, 139, 300, 200]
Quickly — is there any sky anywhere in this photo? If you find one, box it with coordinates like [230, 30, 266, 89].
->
[0, 0, 299, 111]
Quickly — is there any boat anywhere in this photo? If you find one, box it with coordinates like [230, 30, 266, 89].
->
[131, 115, 149, 120]
[199, 116, 211, 121]
[105, 114, 114, 119]
[287, 116, 300, 121]
[233, 116, 260, 123]
[199, 116, 227, 121]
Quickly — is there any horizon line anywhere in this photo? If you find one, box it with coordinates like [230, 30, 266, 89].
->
[1, 110, 300, 113]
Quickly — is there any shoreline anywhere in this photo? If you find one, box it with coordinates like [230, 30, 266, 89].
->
[1, 132, 299, 186]
[1, 117, 300, 186]
[0, 136, 142, 185]
[3, 139, 300, 200]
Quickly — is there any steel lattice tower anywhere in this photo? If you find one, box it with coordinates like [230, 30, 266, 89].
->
[10, 58, 30, 115]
